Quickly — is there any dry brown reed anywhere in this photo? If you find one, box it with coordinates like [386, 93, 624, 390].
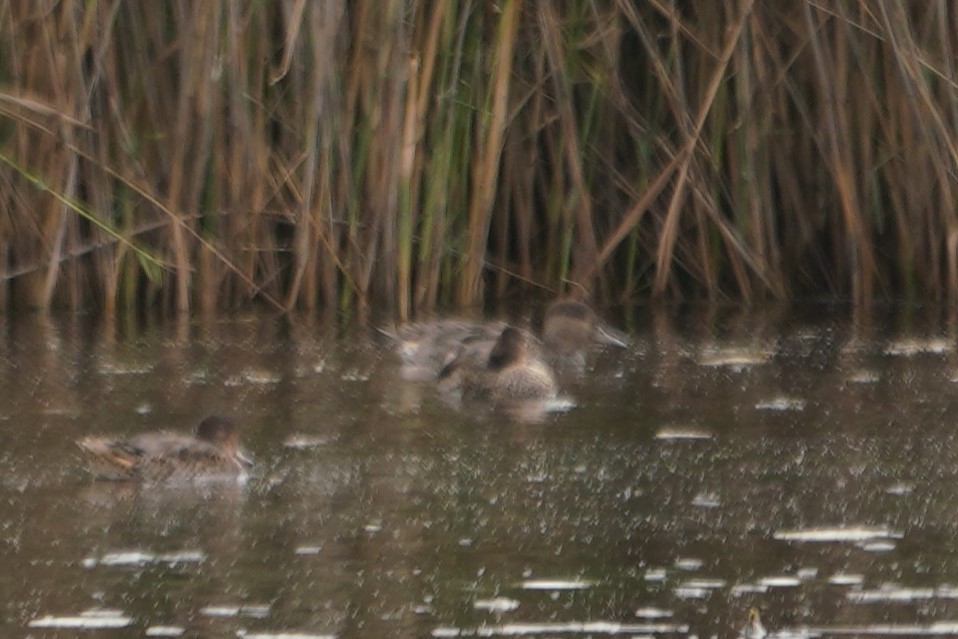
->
[1, 1, 958, 316]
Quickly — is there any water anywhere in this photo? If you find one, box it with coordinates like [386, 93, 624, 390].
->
[5, 304, 958, 638]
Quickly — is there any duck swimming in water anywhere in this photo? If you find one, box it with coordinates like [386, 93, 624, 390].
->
[438, 325, 558, 400]
[77, 415, 252, 483]
[385, 297, 626, 375]
[542, 297, 629, 355]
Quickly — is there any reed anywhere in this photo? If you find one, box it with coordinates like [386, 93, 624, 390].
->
[1, 1, 958, 316]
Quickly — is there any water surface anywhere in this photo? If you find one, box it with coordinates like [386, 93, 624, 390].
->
[5, 305, 958, 638]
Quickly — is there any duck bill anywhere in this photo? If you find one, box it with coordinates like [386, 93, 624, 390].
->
[236, 450, 254, 467]
[594, 324, 629, 348]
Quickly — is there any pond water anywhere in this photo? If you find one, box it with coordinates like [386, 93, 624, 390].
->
[5, 304, 958, 638]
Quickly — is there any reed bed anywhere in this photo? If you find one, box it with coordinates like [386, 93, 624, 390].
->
[1, 1, 958, 317]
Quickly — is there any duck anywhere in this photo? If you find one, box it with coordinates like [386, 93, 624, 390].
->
[438, 325, 557, 400]
[542, 296, 629, 357]
[383, 296, 628, 380]
[76, 415, 252, 483]
[739, 607, 767, 639]
[383, 318, 516, 380]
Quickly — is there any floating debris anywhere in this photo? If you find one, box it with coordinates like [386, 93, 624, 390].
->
[730, 583, 769, 596]
[473, 597, 520, 612]
[859, 540, 897, 552]
[29, 609, 132, 629]
[774, 526, 902, 543]
[643, 569, 667, 582]
[238, 633, 336, 639]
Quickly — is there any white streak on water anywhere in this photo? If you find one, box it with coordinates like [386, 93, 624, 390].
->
[774, 526, 902, 542]
[654, 427, 712, 440]
[431, 621, 689, 637]
[755, 397, 807, 411]
[95, 549, 205, 567]
[845, 585, 958, 602]
[847, 369, 880, 384]
[283, 435, 329, 449]
[759, 576, 802, 587]
[859, 541, 897, 552]
[238, 633, 336, 639]
[520, 579, 593, 590]
[99, 551, 155, 565]
[884, 338, 952, 356]
[674, 558, 703, 570]
[681, 579, 726, 589]
[673, 586, 709, 599]
[295, 546, 322, 555]
[829, 573, 864, 585]
[643, 569, 667, 582]
[885, 484, 914, 496]
[691, 493, 721, 508]
[29, 609, 132, 629]
[474, 598, 520, 612]
[634, 608, 672, 619]
[146, 626, 185, 637]
[730, 583, 769, 596]
[698, 348, 771, 370]
[202, 604, 270, 618]
[805, 622, 958, 635]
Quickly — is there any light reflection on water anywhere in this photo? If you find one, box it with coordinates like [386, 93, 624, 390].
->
[4, 305, 958, 637]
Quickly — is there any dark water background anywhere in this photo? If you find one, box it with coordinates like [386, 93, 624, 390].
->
[6, 304, 958, 638]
